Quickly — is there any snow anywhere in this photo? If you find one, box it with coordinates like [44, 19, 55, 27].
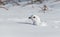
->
[0, 1, 60, 37]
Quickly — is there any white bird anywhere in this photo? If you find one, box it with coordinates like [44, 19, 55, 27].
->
[28, 15, 41, 26]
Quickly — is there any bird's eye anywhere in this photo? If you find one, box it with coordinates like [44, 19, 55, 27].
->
[33, 16, 35, 18]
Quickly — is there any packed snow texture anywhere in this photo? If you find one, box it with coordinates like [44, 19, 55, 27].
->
[0, 0, 60, 37]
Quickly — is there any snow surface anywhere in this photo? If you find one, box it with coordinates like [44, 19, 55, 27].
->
[0, 1, 60, 37]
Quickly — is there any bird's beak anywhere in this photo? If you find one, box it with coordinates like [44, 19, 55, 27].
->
[29, 17, 31, 19]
